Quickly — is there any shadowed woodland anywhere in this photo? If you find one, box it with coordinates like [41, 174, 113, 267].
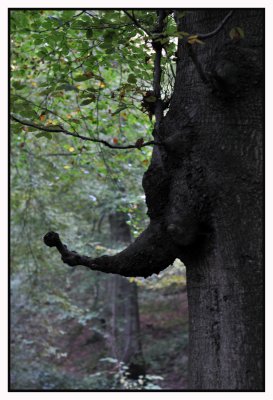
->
[10, 9, 264, 391]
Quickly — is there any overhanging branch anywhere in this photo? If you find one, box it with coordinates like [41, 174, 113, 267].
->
[44, 224, 176, 278]
[11, 115, 159, 150]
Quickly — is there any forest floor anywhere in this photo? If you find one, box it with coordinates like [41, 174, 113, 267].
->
[11, 279, 189, 391]
[139, 288, 189, 390]
[54, 285, 189, 390]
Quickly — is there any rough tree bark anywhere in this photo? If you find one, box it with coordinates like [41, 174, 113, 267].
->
[44, 9, 264, 390]
[170, 10, 264, 390]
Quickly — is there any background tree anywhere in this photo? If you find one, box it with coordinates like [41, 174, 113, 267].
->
[106, 211, 146, 379]
[10, 9, 264, 390]
[10, 102, 188, 390]
[10, 9, 188, 390]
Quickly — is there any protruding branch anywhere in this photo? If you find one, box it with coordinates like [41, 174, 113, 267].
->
[43, 223, 176, 278]
[11, 115, 160, 150]
[123, 10, 150, 36]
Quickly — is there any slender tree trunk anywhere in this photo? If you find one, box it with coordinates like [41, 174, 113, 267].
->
[108, 212, 145, 378]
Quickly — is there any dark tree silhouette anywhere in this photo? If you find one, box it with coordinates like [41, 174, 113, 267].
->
[43, 9, 264, 390]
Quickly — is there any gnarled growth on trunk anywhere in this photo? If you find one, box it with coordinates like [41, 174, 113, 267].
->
[44, 9, 212, 277]
[43, 9, 264, 390]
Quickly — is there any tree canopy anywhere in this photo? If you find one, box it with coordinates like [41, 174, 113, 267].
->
[10, 10, 180, 149]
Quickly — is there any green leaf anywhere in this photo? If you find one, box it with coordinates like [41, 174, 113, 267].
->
[74, 74, 91, 82]
[128, 74, 137, 84]
[35, 132, 53, 140]
[176, 31, 189, 38]
[86, 29, 93, 39]
[62, 10, 76, 20]
[80, 97, 96, 106]
[112, 105, 127, 115]
[177, 11, 186, 20]
[165, 25, 177, 36]
[70, 19, 91, 29]
[229, 27, 245, 40]
[55, 84, 79, 92]
[12, 81, 25, 90]
[20, 110, 38, 119]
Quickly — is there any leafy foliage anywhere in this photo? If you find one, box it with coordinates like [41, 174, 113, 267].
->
[10, 9, 188, 391]
[10, 10, 179, 148]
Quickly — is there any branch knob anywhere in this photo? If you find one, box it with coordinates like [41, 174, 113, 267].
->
[43, 231, 61, 247]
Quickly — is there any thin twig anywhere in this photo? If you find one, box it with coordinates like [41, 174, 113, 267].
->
[186, 11, 234, 85]
[84, 11, 136, 29]
[13, 94, 78, 132]
[40, 152, 79, 157]
[11, 115, 159, 150]
[196, 10, 234, 40]
[36, 10, 85, 34]
[123, 10, 150, 36]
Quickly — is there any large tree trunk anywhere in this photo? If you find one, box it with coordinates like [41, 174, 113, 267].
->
[45, 9, 264, 390]
[163, 9, 264, 390]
